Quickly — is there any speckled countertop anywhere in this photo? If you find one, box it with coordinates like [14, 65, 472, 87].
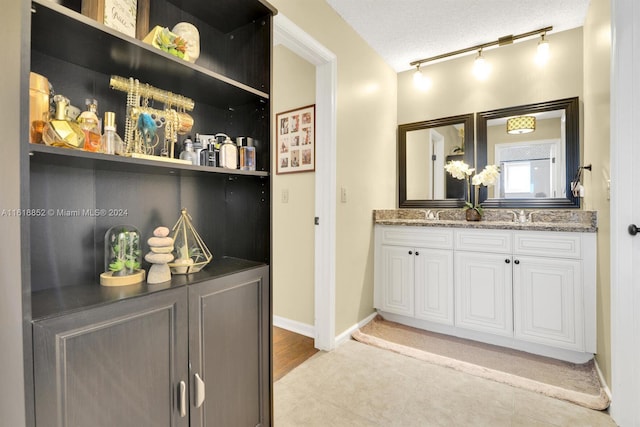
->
[373, 209, 597, 233]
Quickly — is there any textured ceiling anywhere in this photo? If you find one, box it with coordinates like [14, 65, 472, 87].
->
[325, 0, 590, 72]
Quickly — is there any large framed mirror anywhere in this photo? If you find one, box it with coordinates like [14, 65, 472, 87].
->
[476, 97, 580, 208]
[399, 113, 475, 208]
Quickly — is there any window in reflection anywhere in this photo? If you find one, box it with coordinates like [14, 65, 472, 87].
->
[487, 111, 565, 199]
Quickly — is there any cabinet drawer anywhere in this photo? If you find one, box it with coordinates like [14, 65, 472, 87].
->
[454, 229, 511, 253]
[514, 232, 581, 259]
[378, 226, 453, 249]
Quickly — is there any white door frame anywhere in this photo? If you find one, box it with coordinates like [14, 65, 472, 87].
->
[274, 15, 338, 351]
[430, 129, 445, 199]
[610, 0, 640, 424]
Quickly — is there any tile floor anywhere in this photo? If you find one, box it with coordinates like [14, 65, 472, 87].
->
[274, 340, 616, 427]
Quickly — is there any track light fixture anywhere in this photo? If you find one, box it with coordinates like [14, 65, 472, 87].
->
[410, 26, 552, 87]
[413, 64, 432, 91]
[472, 49, 491, 80]
[536, 32, 550, 65]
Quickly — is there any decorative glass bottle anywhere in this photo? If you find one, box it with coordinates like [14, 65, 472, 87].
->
[29, 72, 50, 144]
[168, 208, 212, 274]
[101, 112, 125, 155]
[77, 99, 101, 152]
[239, 138, 256, 171]
[218, 133, 237, 169]
[100, 225, 146, 286]
[42, 95, 85, 149]
[179, 136, 198, 165]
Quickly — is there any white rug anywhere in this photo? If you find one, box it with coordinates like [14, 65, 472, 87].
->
[275, 340, 616, 426]
[352, 316, 610, 411]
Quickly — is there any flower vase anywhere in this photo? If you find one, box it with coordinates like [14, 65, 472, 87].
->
[465, 209, 481, 222]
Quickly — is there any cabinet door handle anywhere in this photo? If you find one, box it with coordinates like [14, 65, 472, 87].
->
[505, 259, 510, 264]
[194, 373, 205, 408]
[514, 259, 520, 265]
[179, 381, 187, 417]
[415, 251, 420, 256]
[408, 250, 413, 255]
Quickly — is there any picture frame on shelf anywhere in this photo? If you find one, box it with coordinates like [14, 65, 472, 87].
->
[81, 0, 150, 40]
[276, 104, 315, 174]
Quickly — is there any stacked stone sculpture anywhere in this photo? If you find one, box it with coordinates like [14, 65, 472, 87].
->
[145, 226, 174, 284]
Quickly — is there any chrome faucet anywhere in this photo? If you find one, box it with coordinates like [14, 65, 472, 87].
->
[509, 211, 519, 223]
[421, 209, 433, 220]
[528, 211, 540, 223]
[435, 210, 445, 220]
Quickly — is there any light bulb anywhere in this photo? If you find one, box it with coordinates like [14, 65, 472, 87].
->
[536, 36, 550, 65]
[473, 51, 491, 81]
[413, 66, 432, 91]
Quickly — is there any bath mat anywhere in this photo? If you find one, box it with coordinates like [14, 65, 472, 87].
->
[352, 315, 610, 410]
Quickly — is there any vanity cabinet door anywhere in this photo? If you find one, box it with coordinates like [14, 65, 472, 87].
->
[33, 288, 189, 427]
[455, 251, 513, 337]
[513, 256, 584, 351]
[376, 245, 415, 317]
[188, 266, 270, 427]
[414, 248, 454, 325]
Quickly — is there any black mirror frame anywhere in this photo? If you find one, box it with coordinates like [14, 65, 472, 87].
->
[476, 97, 581, 209]
[398, 113, 475, 208]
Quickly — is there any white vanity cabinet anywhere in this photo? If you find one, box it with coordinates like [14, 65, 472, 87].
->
[374, 224, 597, 363]
[511, 232, 585, 352]
[454, 230, 514, 337]
[374, 226, 454, 325]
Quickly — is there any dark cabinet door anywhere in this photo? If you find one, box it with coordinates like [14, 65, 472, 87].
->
[188, 266, 271, 427]
[33, 288, 189, 427]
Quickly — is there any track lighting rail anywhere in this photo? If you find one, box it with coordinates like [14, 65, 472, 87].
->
[409, 26, 553, 67]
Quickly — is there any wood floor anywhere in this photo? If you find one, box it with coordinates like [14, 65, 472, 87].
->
[273, 327, 319, 382]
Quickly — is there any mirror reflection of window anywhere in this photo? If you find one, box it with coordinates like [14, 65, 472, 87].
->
[503, 161, 532, 195]
[487, 110, 566, 199]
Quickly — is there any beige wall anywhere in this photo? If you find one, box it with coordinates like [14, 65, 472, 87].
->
[1, 1, 27, 425]
[487, 118, 562, 164]
[272, 45, 316, 326]
[398, 28, 583, 126]
[583, 0, 611, 386]
[270, 0, 398, 335]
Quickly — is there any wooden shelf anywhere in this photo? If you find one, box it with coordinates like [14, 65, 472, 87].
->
[166, 0, 277, 33]
[31, 257, 266, 320]
[31, 0, 269, 109]
[29, 144, 269, 178]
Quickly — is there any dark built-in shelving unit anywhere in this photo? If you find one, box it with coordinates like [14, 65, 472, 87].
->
[28, 0, 274, 315]
[20, 0, 276, 425]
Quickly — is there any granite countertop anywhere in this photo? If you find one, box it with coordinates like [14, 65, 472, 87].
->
[373, 209, 597, 233]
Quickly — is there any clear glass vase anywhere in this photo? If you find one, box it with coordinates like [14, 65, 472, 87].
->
[100, 225, 145, 286]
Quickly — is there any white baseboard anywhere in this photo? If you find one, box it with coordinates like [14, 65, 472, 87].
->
[273, 312, 378, 348]
[273, 315, 315, 338]
[334, 311, 378, 347]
